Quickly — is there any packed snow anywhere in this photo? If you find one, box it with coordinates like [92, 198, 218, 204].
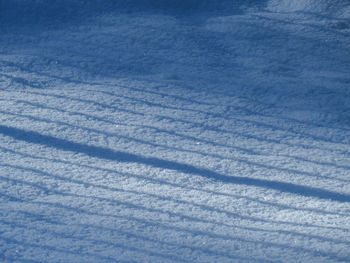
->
[1, 0, 350, 262]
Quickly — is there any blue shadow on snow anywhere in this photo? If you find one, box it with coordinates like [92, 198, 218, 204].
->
[1, 124, 349, 203]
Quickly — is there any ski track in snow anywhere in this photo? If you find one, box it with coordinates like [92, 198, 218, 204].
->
[1, 1, 350, 262]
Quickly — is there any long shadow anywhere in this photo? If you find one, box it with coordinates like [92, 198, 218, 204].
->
[3, 3, 350, 135]
[91, 84, 350, 136]
[3, 145, 348, 221]
[30, 93, 350, 168]
[121, 79, 350, 135]
[7, 207, 350, 263]
[14, 99, 259, 156]
[0, 109, 261, 162]
[0, 92, 349, 179]
[7, 95, 350, 180]
[0, 219, 192, 263]
[3, 154, 350, 232]
[3, 54, 349, 138]
[3, 193, 349, 263]
[0, 59, 104, 87]
[14, 209, 350, 261]
[1, 124, 349, 202]
[2, 100, 349, 185]
[0, 217, 269, 263]
[8, 88, 350, 154]
[4, 202, 277, 262]
[3, 44, 350, 146]
[0, 72, 43, 89]
[156, 114, 350, 157]
[0, 57, 250, 115]
[2, 165, 349, 247]
[1, 88, 143, 117]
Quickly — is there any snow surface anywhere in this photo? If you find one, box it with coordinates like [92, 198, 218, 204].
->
[1, 0, 350, 262]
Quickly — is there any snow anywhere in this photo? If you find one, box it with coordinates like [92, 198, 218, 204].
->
[1, 0, 350, 262]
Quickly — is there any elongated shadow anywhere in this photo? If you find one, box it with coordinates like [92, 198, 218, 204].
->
[2, 195, 348, 262]
[3, 145, 348, 220]
[8, 107, 342, 186]
[13, 90, 350, 164]
[0, 109, 260, 162]
[2, 165, 349, 246]
[14, 99, 258, 156]
[0, 218, 192, 263]
[2, 155, 349, 231]
[1, 124, 349, 202]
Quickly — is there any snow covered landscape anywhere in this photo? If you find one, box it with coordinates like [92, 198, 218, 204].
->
[1, 0, 350, 262]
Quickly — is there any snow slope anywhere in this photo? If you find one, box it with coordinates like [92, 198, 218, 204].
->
[1, 0, 350, 262]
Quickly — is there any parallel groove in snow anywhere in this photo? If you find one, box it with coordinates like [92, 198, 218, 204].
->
[1, 2, 350, 262]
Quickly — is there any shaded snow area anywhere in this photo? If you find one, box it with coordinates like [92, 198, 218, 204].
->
[1, 0, 350, 262]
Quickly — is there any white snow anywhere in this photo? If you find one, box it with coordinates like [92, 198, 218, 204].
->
[1, 0, 350, 262]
